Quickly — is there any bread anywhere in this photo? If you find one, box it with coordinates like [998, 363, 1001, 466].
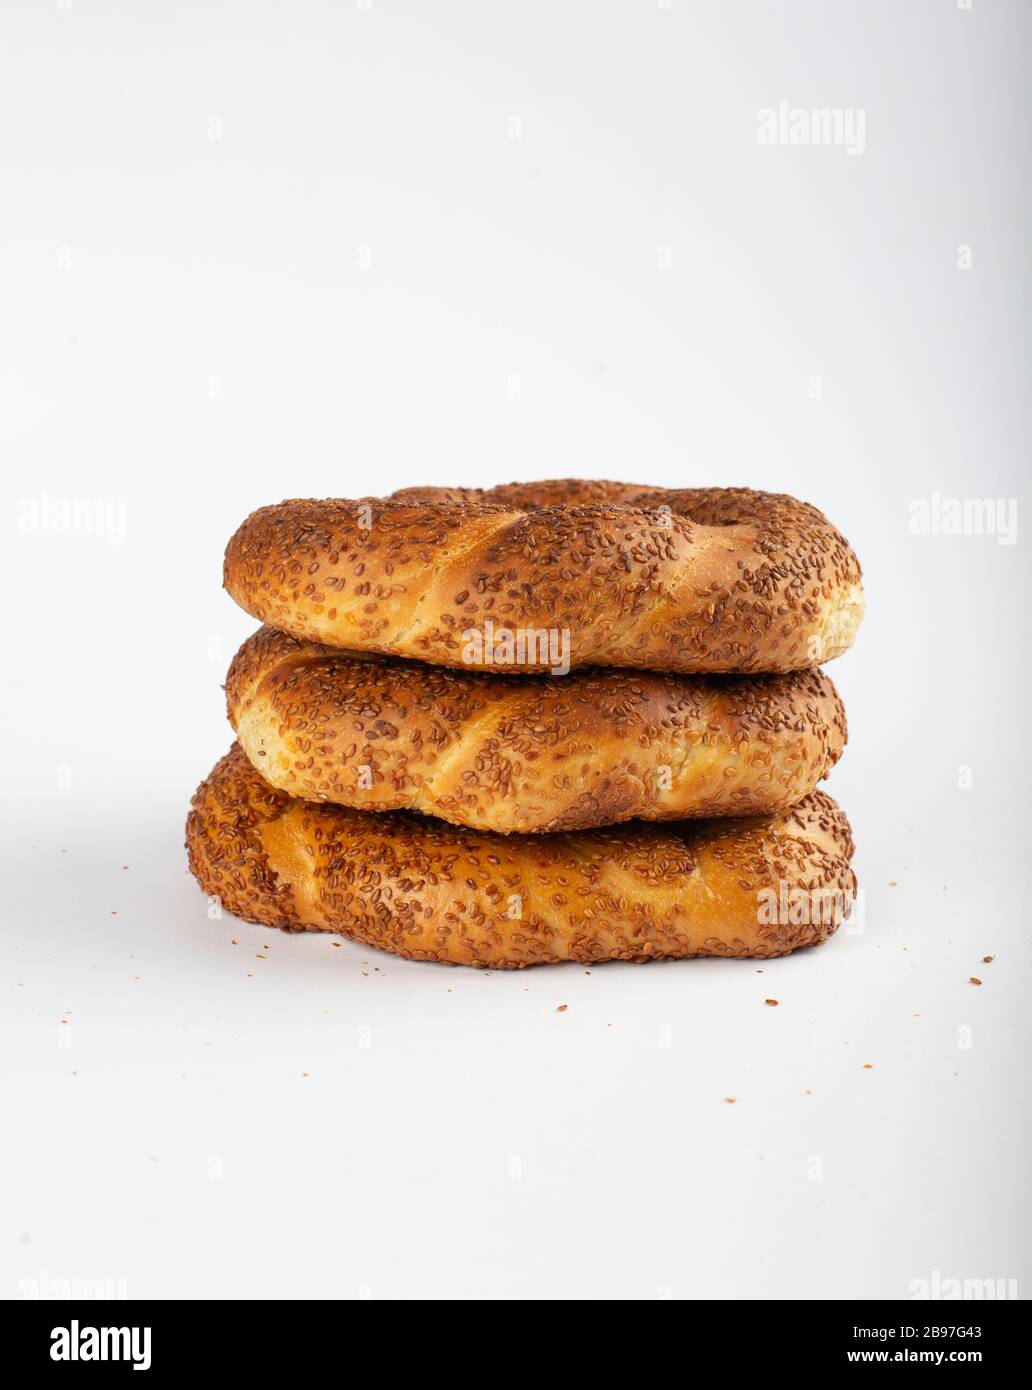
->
[226, 625, 847, 833]
[223, 480, 864, 674]
[186, 743, 856, 967]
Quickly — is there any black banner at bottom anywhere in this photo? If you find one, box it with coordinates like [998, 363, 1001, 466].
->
[2, 1297, 1024, 1376]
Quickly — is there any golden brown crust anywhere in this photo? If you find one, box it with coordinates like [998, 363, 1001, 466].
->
[226, 626, 847, 833]
[186, 744, 857, 967]
[223, 481, 864, 674]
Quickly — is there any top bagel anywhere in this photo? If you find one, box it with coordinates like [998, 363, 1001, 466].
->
[224, 480, 863, 675]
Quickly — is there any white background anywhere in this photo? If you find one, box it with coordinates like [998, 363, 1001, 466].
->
[2, 0, 1029, 1299]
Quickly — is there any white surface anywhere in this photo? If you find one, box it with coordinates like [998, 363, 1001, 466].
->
[2, 0, 1029, 1300]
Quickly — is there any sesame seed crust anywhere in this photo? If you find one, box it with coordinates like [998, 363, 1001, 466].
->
[223, 480, 864, 674]
[226, 625, 848, 834]
[185, 743, 857, 967]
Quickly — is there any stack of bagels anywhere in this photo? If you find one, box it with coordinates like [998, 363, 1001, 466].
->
[187, 480, 864, 967]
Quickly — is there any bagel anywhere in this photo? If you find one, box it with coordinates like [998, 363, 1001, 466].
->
[226, 625, 847, 833]
[186, 743, 856, 967]
[223, 480, 863, 675]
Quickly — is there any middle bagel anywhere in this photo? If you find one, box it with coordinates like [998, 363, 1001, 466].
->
[226, 626, 846, 835]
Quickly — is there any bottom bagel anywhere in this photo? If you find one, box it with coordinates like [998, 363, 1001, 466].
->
[186, 744, 856, 968]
